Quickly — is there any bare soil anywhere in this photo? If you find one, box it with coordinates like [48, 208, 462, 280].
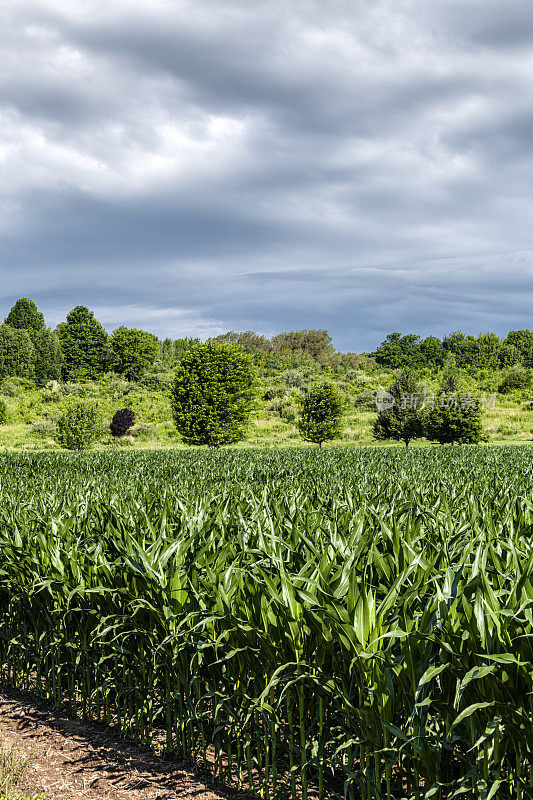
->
[0, 685, 239, 800]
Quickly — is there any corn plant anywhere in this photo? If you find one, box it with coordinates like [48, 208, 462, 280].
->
[0, 446, 531, 799]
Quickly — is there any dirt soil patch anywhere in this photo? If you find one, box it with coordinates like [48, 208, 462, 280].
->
[0, 685, 238, 800]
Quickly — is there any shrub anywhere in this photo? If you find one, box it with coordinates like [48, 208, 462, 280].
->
[0, 399, 6, 424]
[138, 372, 173, 391]
[110, 408, 135, 437]
[56, 402, 100, 450]
[131, 422, 157, 441]
[281, 370, 305, 388]
[498, 367, 532, 394]
[32, 417, 57, 438]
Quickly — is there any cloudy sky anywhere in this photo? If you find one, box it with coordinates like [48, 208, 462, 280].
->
[1, 0, 532, 351]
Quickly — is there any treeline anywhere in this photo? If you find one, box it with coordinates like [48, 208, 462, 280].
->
[1, 297, 532, 385]
[372, 330, 533, 370]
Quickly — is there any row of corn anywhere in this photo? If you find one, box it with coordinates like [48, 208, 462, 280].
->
[0, 447, 532, 799]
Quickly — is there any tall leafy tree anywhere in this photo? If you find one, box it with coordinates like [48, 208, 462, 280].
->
[5, 298, 45, 333]
[33, 328, 63, 383]
[373, 369, 426, 447]
[56, 306, 108, 380]
[0, 325, 35, 379]
[298, 382, 344, 447]
[171, 342, 256, 447]
[110, 327, 159, 381]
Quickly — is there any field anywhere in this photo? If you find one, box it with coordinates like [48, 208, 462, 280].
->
[0, 447, 532, 799]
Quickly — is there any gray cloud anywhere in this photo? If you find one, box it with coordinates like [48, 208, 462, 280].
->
[0, 0, 532, 352]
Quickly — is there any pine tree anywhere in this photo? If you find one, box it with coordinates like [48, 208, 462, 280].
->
[5, 298, 45, 333]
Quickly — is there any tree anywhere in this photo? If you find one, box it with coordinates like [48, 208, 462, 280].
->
[504, 330, 533, 367]
[0, 400, 7, 425]
[298, 382, 344, 446]
[110, 327, 159, 381]
[5, 298, 45, 333]
[498, 366, 531, 394]
[56, 306, 108, 380]
[373, 333, 423, 369]
[0, 325, 35, 379]
[425, 396, 486, 444]
[171, 342, 256, 447]
[373, 370, 426, 447]
[110, 407, 135, 437]
[55, 402, 100, 450]
[33, 329, 62, 384]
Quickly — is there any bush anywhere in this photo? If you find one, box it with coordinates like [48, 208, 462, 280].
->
[498, 367, 532, 394]
[281, 370, 305, 388]
[0, 399, 6, 424]
[131, 422, 157, 441]
[32, 417, 57, 438]
[110, 407, 135, 437]
[56, 402, 100, 450]
[138, 372, 173, 391]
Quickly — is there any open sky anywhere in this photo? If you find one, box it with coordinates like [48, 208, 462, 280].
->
[1, 0, 532, 352]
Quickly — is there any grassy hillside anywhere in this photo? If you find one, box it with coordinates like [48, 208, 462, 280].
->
[0, 358, 531, 450]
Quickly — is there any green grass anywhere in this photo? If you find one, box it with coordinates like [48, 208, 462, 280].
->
[0, 447, 532, 799]
[0, 746, 44, 800]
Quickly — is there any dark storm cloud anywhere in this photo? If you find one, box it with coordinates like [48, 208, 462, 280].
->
[0, 0, 532, 351]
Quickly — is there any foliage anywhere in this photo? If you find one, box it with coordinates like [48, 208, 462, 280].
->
[56, 306, 108, 380]
[31, 416, 57, 438]
[425, 395, 487, 444]
[110, 326, 159, 381]
[498, 366, 532, 393]
[0, 326, 35, 380]
[297, 382, 344, 446]
[110, 407, 135, 437]
[171, 342, 256, 447]
[5, 297, 45, 333]
[33, 328, 63, 384]
[373, 369, 426, 446]
[0, 448, 531, 800]
[55, 401, 100, 450]
[0, 399, 6, 425]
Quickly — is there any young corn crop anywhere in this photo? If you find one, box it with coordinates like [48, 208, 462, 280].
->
[0, 447, 532, 799]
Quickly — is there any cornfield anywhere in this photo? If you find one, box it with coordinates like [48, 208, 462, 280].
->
[0, 447, 532, 799]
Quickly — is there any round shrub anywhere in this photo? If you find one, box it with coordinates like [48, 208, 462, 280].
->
[110, 407, 135, 437]
[0, 399, 6, 424]
[131, 421, 157, 441]
[32, 416, 57, 438]
[56, 402, 99, 450]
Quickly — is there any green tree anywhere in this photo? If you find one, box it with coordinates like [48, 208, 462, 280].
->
[33, 328, 63, 384]
[425, 395, 486, 444]
[373, 332, 424, 369]
[0, 325, 35, 379]
[56, 306, 108, 380]
[373, 369, 426, 447]
[0, 399, 7, 424]
[5, 298, 45, 333]
[55, 401, 100, 450]
[171, 342, 256, 447]
[298, 382, 344, 446]
[504, 330, 533, 367]
[110, 327, 159, 381]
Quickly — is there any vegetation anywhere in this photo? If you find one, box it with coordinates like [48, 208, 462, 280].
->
[425, 395, 487, 444]
[55, 401, 100, 450]
[0, 448, 531, 799]
[373, 369, 426, 446]
[56, 305, 108, 380]
[110, 407, 135, 437]
[171, 342, 256, 447]
[298, 382, 344, 446]
[109, 326, 159, 380]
